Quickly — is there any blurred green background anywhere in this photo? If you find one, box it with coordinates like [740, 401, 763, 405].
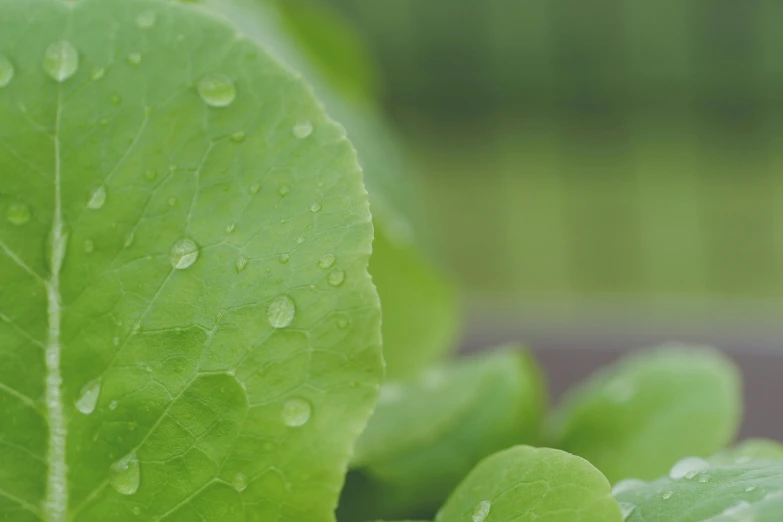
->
[318, 0, 783, 330]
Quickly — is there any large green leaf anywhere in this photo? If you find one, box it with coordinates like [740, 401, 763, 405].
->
[339, 348, 546, 521]
[0, 0, 381, 520]
[548, 345, 742, 483]
[191, 0, 459, 378]
[614, 459, 783, 522]
[436, 446, 623, 522]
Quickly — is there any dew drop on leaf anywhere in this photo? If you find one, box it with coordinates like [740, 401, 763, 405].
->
[169, 238, 199, 270]
[472, 500, 491, 522]
[337, 317, 349, 329]
[43, 40, 79, 82]
[746, 486, 757, 493]
[249, 183, 260, 195]
[295, 236, 304, 245]
[232, 472, 247, 492]
[267, 295, 295, 329]
[318, 254, 335, 269]
[197, 73, 236, 107]
[167, 197, 177, 206]
[110, 93, 122, 105]
[328, 270, 345, 287]
[619, 502, 637, 521]
[230, 131, 246, 143]
[669, 456, 709, 480]
[144, 169, 157, 181]
[697, 473, 711, 483]
[87, 185, 107, 210]
[74, 378, 101, 415]
[225, 223, 236, 234]
[235, 255, 247, 273]
[132, 506, 141, 515]
[292, 120, 313, 139]
[109, 400, 118, 411]
[281, 398, 311, 427]
[662, 491, 673, 500]
[126, 52, 142, 66]
[612, 478, 645, 496]
[136, 10, 156, 29]
[279, 253, 290, 264]
[5, 202, 30, 225]
[110, 451, 140, 495]
[278, 184, 290, 196]
[0, 54, 14, 88]
[310, 202, 322, 213]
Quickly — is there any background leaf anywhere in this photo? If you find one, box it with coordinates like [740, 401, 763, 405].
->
[191, 0, 460, 378]
[548, 345, 742, 483]
[435, 445, 623, 522]
[0, 0, 381, 520]
[340, 348, 546, 521]
[614, 460, 783, 522]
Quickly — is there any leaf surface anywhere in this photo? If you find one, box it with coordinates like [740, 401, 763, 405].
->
[614, 460, 783, 522]
[548, 345, 742, 483]
[191, 0, 459, 378]
[0, 0, 381, 520]
[436, 446, 623, 522]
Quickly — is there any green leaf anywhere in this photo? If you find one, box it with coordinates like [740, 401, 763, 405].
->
[436, 445, 623, 522]
[339, 348, 546, 521]
[613, 460, 783, 522]
[548, 345, 742, 483]
[190, 0, 459, 378]
[0, 0, 381, 520]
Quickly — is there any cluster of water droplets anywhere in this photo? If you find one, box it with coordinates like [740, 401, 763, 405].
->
[471, 500, 492, 522]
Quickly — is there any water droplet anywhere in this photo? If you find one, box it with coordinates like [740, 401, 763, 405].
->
[267, 295, 295, 329]
[126, 53, 142, 66]
[612, 478, 645, 496]
[662, 491, 673, 500]
[197, 73, 236, 107]
[87, 186, 107, 210]
[472, 500, 491, 522]
[0, 54, 14, 88]
[618, 502, 637, 521]
[292, 120, 313, 139]
[44, 40, 79, 82]
[144, 170, 157, 181]
[310, 202, 322, 213]
[110, 93, 122, 105]
[281, 397, 311, 427]
[697, 473, 711, 483]
[316, 181, 324, 188]
[278, 185, 290, 197]
[123, 232, 135, 248]
[132, 506, 141, 515]
[318, 254, 335, 269]
[328, 270, 345, 287]
[136, 10, 156, 28]
[337, 317, 349, 329]
[110, 451, 140, 495]
[83, 240, 94, 253]
[230, 131, 245, 143]
[249, 183, 260, 195]
[279, 253, 290, 264]
[90, 67, 105, 81]
[170, 238, 199, 270]
[669, 457, 710, 480]
[721, 500, 750, 516]
[109, 400, 118, 411]
[225, 223, 235, 234]
[167, 197, 177, 206]
[232, 472, 248, 492]
[74, 378, 101, 414]
[295, 236, 304, 245]
[235, 255, 247, 273]
[5, 202, 30, 225]
[745, 486, 757, 493]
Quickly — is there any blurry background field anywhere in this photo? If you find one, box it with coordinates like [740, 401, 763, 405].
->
[304, 0, 783, 435]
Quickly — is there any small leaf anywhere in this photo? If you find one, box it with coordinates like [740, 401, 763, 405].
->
[436, 445, 623, 522]
[615, 460, 783, 522]
[548, 345, 742, 483]
[340, 348, 546, 521]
